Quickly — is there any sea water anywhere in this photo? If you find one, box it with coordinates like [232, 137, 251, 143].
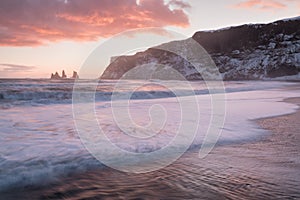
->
[0, 79, 299, 196]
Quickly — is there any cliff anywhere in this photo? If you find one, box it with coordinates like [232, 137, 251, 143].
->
[101, 16, 300, 80]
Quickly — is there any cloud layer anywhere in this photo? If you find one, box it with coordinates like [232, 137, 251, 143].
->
[0, 0, 190, 46]
[0, 63, 37, 77]
[233, 0, 298, 10]
[0, 63, 36, 71]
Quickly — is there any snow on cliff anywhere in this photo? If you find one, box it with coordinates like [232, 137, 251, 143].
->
[101, 17, 300, 80]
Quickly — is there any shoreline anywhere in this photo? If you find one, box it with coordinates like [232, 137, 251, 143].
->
[24, 98, 300, 199]
[1, 96, 300, 199]
[197, 97, 300, 199]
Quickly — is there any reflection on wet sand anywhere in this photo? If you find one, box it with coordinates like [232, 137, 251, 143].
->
[8, 98, 299, 200]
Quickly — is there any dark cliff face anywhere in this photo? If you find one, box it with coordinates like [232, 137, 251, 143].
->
[192, 18, 300, 54]
[101, 17, 300, 80]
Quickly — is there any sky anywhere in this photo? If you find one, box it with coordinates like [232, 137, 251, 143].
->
[0, 0, 299, 78]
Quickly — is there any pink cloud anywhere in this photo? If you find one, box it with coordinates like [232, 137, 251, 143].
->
[0, 0, 190, 46]
[234, 0, 287, 10]
[167, 0, 191, 9]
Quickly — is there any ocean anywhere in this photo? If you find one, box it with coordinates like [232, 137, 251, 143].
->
[0, 79, 299, 199]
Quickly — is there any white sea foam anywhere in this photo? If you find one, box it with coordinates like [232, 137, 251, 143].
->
[0, 79, 293, 108]
[0, 80, 299, 191]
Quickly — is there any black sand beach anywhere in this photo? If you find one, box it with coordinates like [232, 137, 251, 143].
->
[3, 97, 299, 200]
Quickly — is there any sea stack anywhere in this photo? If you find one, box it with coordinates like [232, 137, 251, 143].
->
[50, 70, 79, 79]
[50, 72, 61, 79]
[62, 70, 67, 79]
[71, 71, 79, 79]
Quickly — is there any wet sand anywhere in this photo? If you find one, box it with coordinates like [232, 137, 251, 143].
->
[4, 98, 300, 200]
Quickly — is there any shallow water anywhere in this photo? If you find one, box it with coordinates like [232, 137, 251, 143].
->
[3, 147, 300, 200]
[0, 80, 300, 199]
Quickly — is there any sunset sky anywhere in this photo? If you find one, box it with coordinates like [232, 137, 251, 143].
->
[0, 0, 299, 78]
